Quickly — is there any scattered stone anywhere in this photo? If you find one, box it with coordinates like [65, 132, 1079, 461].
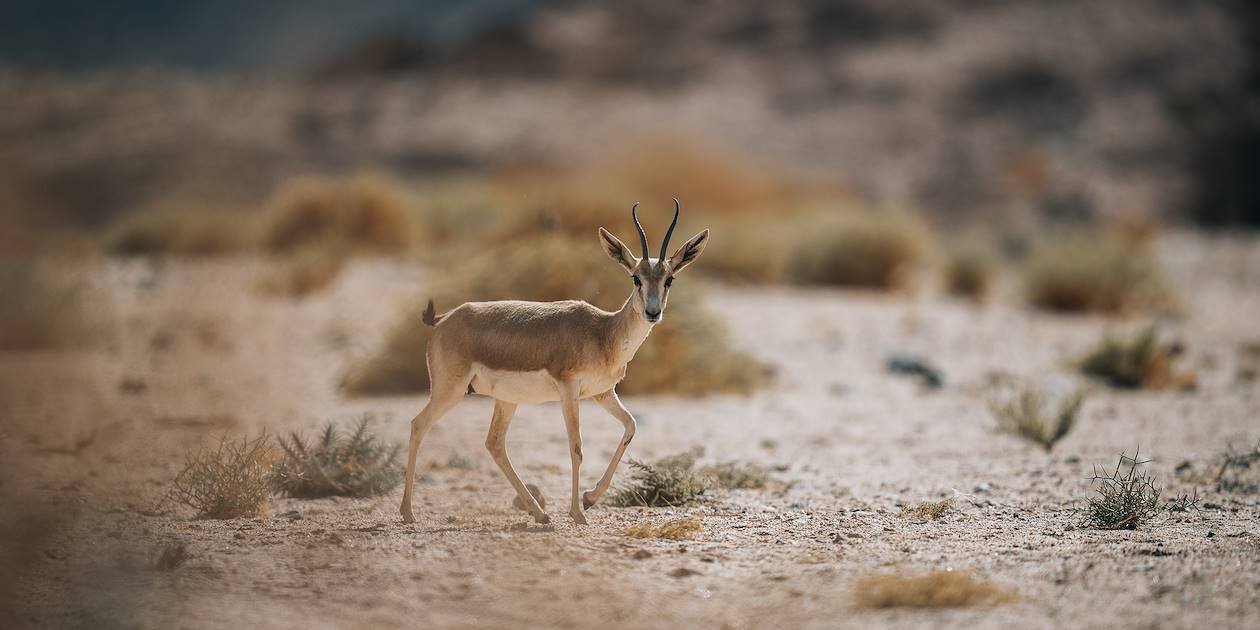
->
[885, 353, 944, 389]
[669, 567, 701, 578]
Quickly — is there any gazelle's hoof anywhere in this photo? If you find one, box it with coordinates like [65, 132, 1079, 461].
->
[581, 489, 597, 510]
[534, 513, 551, 524]
[570, 510, 588, 525]
[400, 508, 415, 524]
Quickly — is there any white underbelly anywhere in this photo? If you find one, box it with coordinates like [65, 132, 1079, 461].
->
[468, 364, 624, 404]
[470, 365, 558, 404]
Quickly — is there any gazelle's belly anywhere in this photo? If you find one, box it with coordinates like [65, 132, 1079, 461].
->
[468, 363, 624, 404]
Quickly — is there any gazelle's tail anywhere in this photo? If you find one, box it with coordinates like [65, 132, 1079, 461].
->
[421, 299, 443, 327]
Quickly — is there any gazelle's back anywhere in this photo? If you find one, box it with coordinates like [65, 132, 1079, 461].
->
[431, 299, 619, 379]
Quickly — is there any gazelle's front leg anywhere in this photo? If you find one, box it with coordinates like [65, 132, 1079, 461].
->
[582, 388, 637, 509]
[556, 379, 587, 525]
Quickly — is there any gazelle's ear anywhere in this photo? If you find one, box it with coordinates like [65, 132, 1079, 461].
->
[668, 229, 709, 275]
[599, 228, 638, 273]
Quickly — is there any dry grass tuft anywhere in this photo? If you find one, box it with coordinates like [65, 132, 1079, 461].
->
[988, 379, 1085, 452]
[943, 239, 997, 300]
[899, 498, 954, 520]
[169, 434, 273, 519]
[0, 259, 98, 350]
[272, 419, 402, 498]
[854, 570, 1016, 608]
[341, 234, 767, 396]
[606, 450, 711, 508]
[785, 210, 930, 290]
[1085, 449, 1165, 530]
[107, 209, 254, 256]
[1024, 232, 1170, 314]
[621, 516, 703, 540]
[1077, 326, 1196, 390]
[1211, 439, 1260, 494]
[151, 542, 190, 571]
[262, 175, 414, 255]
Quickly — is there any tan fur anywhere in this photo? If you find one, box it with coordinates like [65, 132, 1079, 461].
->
[399, 207, 710, 526]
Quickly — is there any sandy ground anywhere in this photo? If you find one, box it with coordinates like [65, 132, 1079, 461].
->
[2, 232, 1259, 629]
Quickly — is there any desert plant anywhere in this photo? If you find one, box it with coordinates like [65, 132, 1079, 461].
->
[1024, 232, 1170, 313]
[151, 542, 190, 571]
[169, 434, 273, 519]
[0, 259, 97, 350]
[1077, 326, 1194, 390]
[853, 570, 1015, 608]
[621, 516, 703, 540]
[271, 419, 403, 498]
[1212, 439, 1260, 494]
[785, 210, 930, 289]
[899, 498, 954, 520]
[340, 234, 767, 396]
[1084, 449, 1163, 530]
[262, 175, 414, 255]
[107, 209, 254, 257]
[943, 239, 996, 299]
[988, 379, 1084, 452]
[605, 451, 711, 508]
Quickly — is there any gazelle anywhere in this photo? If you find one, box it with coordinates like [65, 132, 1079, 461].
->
[400, 200, 709, 525]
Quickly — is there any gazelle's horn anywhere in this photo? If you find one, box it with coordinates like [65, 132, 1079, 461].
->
[631, 202, 650, 259]
[658, 198, 680, 260]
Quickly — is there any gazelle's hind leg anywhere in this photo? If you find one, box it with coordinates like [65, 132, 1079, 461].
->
[400, 364, 470, 524]
[582, 389, 637, 509]
[485, 400, 549, 524]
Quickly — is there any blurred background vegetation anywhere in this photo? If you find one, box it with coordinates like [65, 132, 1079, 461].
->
[2, 0, 1258, 394]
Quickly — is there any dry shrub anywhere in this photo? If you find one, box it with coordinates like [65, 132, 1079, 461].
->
[169, 434, 273, 519]
[621, 516, 703, 540]
[899, 498, 954, 520]
[272, 419, 402, 498]
[1212, 439, 1260, 494]
[785, 210, 931, 289]
[262, 175, 414, 255]
[107, 209, 254, 256]
[1024, 231, 1170, 314]
[697, 217, 791, 283]
[606, 450, 711, 508]
[151, 542, 190, 571]
[988, 379, 1084, 452]
[943, 239, 997, 299]
[854, 570, 1016, 608]
[0, 258, 97, 350]
[1085, 449, 1163, 530]
[255, 245, 348, 298]
[1077, 326, 1195, 390]
[341, 234, 767, 396]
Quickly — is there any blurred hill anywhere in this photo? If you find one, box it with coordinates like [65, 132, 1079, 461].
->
[1, 0, 1254, 227]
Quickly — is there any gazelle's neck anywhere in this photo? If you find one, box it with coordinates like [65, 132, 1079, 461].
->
[613, 293, 655, 363]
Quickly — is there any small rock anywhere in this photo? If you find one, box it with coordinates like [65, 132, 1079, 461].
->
[885, 353, 944, 389]
[281, 510, 301, 521]
[669, 567, 701, 578]
[632, 549, 652, 560]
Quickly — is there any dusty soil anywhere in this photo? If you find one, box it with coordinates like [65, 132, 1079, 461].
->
[2, 232, 1259, 629]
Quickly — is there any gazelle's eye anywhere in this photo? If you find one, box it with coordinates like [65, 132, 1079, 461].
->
[664, 277, 674, 288]
[632, 276, 642, 287]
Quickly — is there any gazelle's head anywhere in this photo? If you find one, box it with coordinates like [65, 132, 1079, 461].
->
[599, 199, 709, 324]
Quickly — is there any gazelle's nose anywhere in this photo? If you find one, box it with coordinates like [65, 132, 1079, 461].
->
[644, 309, 661, 321]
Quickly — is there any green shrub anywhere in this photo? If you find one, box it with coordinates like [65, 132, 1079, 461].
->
[272, 419, 402, 498]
